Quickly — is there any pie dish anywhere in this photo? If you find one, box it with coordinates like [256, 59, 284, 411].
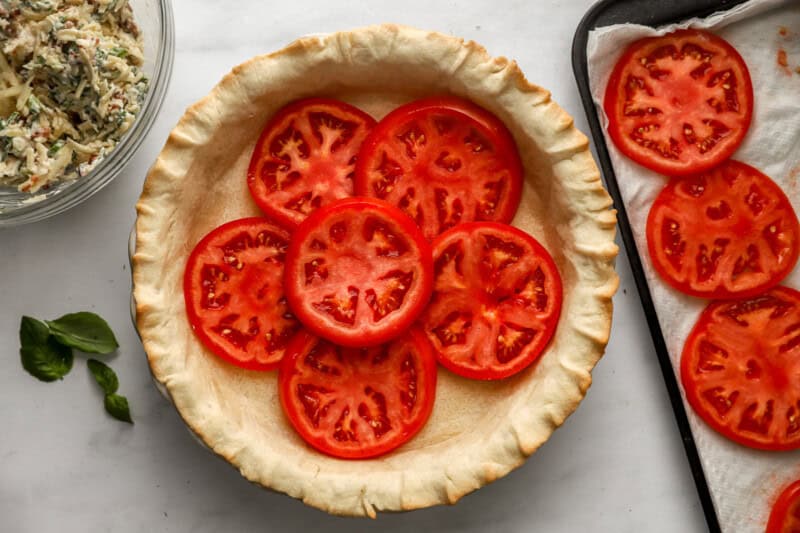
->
[133, 24, 618, 517]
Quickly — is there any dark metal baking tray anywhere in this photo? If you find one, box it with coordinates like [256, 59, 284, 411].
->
[571, 1, 750, 532]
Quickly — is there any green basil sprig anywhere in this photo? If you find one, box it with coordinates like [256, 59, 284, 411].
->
[88, 359, 132, 424]
[19, 312, 132, 424]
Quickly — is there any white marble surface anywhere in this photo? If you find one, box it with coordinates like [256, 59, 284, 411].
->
[0, 1, 709, 531]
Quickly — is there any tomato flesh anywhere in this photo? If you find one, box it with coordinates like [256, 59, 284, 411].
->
[681, 286, 800, 451]
[247, 98, 376, 229]
[767, 479, 800, 533]
[604, 29, 753, 176]
[420, 222, 562, 380]
[284, 197, 433, 348]
[278, 329, 437, 459]
[647, 160, 800, 299]
[354, 96, 523, 241]
[183, 218, 300, 370]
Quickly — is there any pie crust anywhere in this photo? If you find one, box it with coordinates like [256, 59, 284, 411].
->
[133, 24, 619, 517]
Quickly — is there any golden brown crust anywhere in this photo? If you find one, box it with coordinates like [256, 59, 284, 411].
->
[133, 23, 618, 517]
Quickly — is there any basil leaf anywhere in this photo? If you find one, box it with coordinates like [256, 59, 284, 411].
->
[46, 312, 119, 354]
[109, 46, 129, 58]
[87, 359, 118, 395]
[47, 139, 64, 157]
[104, 393, 133, 424]
[19, 316, 73, 382]
[20, 315, 50, 345]
[27, 94, 41, 114]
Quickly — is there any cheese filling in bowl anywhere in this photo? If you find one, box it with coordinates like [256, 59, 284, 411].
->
[0, 0, 174, 227]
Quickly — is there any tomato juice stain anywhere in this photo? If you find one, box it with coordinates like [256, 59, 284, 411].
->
[788, 165, 800, 199]
[776, 26, 796, 76]
[777, 48, 792, 75]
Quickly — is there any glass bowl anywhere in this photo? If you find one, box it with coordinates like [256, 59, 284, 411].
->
[0, 0, 175, 227]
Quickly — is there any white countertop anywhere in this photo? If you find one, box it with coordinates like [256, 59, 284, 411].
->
[0, 1, 709, 531]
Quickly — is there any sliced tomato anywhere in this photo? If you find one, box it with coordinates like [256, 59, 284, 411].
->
[419, 222, 562, 380]
[247, 98, 376, 229]
[681, 286, 800, 451]
[647, 160, 800, 299]
[767, 479, 800, 533]
[284, 197, 433, 348]
[183, 217, 300, 370]
[354, 96, 523, 241]
[604, 29, 753, 176]
[278, 328, 437, 459]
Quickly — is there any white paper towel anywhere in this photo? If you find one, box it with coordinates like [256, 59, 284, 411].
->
[587, 1, 800, 531]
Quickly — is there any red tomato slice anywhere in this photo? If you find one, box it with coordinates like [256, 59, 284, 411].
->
[247, 98, 376, 229]
[681, 286, 800, 451]
[604, 29, 753, 176]
[420, 222, 562, 380]
[278, 328, 437, 459]
[284, 197, 433, 348]
[183, 217, 301, 370]
[354, 96, 523, 241]
[767, 479, 800, 533]
[647, 160, 800, 299]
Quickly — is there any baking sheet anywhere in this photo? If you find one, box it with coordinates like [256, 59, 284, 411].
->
[585, 0, 800, 531]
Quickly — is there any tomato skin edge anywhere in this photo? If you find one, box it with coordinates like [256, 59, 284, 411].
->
[183, 217, 295, 372]
[284, 196, 434, 348]
[278, 329, 438, 459]
[603, 30, 753, 177]
[767, 479, 800, 533]
[246, 97, 377, 231]
[426, 221, 563, 381]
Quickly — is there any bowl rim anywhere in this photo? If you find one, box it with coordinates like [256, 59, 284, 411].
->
[0, 0, 176, 228]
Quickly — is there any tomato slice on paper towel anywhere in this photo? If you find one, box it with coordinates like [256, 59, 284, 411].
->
[647, 160, 799, 299]
[681, 286, 800, 451]
[767, 479, 800, 533]
[420, 222, 562, 380]
[279, 329, 437, 459]
[183, 218, 301, 371]
[284, 197, 433, 348]
[247, 98, 376, 229]
[604, 29, 753, 176]
[354, 96, 523, 241]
